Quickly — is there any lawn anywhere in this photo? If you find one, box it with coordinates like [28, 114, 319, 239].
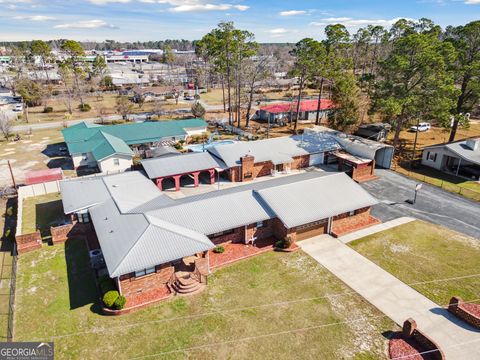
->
[349, 221, 480, 305]
[14, 239, 395, 359]
[21, 192, 64, 237]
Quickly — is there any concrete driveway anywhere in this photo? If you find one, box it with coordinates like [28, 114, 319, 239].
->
[361, 169, 480, 239]
[300, 235, 480, 360]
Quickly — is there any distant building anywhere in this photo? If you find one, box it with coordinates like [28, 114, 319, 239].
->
[421, 138, 480, 180]
[355, 123, 392, 142]
[257, 99, 336, 124]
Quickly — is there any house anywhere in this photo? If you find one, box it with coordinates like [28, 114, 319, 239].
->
[59, 170, 378, 305]
[421, 138, 480, 180]
[62, 119, 207, 173]
[207, 127, 393, 183]
[257, 99, 336, 124]
[132, 86, 180, 103]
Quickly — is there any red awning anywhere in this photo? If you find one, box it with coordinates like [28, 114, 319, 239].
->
[24, 168, 63, 185]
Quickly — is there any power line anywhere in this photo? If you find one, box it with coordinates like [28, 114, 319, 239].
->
[390, 337, 480, 360]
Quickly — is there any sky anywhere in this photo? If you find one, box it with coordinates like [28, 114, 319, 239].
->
[0, 0, 479, 43]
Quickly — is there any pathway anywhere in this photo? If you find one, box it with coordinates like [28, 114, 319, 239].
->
[338, 216, 415, 244]
[299, 235, 480, 360]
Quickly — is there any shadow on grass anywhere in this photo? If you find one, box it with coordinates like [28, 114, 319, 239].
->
[35, 200, 66, 238]
[65, 238, 102, 314]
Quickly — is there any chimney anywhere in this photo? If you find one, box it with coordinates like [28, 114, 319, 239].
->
[466, 139, 480, 151]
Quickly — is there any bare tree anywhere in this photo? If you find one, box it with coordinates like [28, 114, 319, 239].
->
[0, 111, 13, 141]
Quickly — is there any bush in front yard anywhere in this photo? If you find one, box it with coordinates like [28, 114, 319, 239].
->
[102, 290, 119, 308]
[78, 103, 91, 112]
[275, 240, 284, 249]
[213, 245, 225, 254]
[43, 106, 53, 113]
[113, 295, 127, 310]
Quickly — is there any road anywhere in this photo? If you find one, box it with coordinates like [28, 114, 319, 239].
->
[361, 169, 480, 239]
[10, 101, 225, 133]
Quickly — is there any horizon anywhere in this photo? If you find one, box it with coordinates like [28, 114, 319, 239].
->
[0, 0, 479, 43]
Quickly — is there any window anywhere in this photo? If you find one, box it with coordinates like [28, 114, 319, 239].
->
[210, 229, 234, 238]
[427, 152, 437, 162]
[77, 211, 90, 223]
[135, 267, 155, 278]
[256, 221, 264, 228]
[349, 210, 355, 217]
[113, 158, 120, 166]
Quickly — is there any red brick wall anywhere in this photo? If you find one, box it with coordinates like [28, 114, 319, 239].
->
[229, 161, 274, 182]
[209, 226, 245, 244]
[272, 218, 296, 242]
[332, 207, 370, 226]
[291, 155, 310, 170]
[352, 161, 374, 181]
[241, 155, 255, 181]
[245, 220, 273, 241]
[448, 297, 480, 329]
[119, 264, 174, 298]
[16, 231, 42, 254]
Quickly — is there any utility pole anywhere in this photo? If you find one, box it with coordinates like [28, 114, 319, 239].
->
[411, 116, 420, 168]
[7, 160, 16, 189]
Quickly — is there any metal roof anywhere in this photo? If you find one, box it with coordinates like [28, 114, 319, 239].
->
[424, 138, 480, 166]
[256, 172, 378, 228]
[90, 132, 134, 161]
[142, 152, 226, 179]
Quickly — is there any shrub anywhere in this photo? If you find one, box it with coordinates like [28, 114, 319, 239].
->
[284, 235, 293, 249]
[99, 276, 115, 294]
[78, 103, 91, 112]
[174, 143, 183, 150]
[6, 207, 13, 217]
[52, 90, 60, 96]
[102, 290, 119, 308]
[275, 240, 284, 249]
[213, 245, 225, 254]
[113, 295, 127, 310]
[43, 106, 53, 113]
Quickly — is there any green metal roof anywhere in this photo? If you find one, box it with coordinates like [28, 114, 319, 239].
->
[62, 119, 207, 159]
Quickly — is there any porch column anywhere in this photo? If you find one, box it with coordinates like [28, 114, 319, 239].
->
[209, 169, 215, 185]
[155, 177, 164, 191]
[192, 171, 200, 188]
[173, 175, 181, 191]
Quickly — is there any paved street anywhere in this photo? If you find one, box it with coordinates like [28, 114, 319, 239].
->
[361, 169, 480, 239]
[300, 235, 480, 360]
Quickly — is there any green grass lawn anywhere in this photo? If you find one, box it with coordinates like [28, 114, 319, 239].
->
[349, 221, 480, 305]
[15, 239, 395, 359]
[21, 193, 64, 237]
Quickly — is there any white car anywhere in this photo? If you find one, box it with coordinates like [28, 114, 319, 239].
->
[409, 122, 431, 132]
[12, 103, 23, 112]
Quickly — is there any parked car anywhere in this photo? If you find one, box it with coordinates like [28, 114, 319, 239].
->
[409, 122, 431, 132]
[184, 95, 195, 101]
[12, 103, 23, 112]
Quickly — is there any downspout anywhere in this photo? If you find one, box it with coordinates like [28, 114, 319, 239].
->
[115, 276, 122, 295]
[327, 217, 333, 234]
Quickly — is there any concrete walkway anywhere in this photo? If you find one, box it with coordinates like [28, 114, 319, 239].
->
[338, 216, 415, 244]
[299, 236, 480, 360]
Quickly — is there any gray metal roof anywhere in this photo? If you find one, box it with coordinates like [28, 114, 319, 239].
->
[90, 199, 213, 277]
[208, 137, 307, 168]
[146, 190, 275, 235]
[445, 140, 480, 166]
[256, 172, 378, 228]
[142, 152, 226, 179]
[60, 177, 110, 214]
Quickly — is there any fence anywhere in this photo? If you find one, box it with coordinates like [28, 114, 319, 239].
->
[392, 164, 480, 202]
[6, 242, 17, 342]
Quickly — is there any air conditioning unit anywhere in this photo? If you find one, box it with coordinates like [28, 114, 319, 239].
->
[89, 249, 105, 269]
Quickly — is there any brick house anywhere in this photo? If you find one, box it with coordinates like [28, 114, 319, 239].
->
[60, 170, 378, 305]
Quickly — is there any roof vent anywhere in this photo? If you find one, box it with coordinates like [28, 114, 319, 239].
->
[104, 217, 108, 221]
[109, 230, 114, 233]
[112, 184, 119, 188]
[466, 139, 479, 151]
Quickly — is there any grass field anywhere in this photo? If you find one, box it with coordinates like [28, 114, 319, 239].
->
[349, 221, 480, 305]
[14, 239, 395, 359]
[21, 193, 64, 237]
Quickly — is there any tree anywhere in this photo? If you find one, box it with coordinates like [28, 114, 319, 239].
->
[243, 55, 272, 127]
[30, 40, 52, 82]
[445, 21, 480, 141]
[289, 38, 321, 131]
[100, 75, 114, 89]
[0, 111, 12, 140]
[191, 101, 206, 118]
[152, 99, 165, 118]
[328, 72, 360, 130]
[373, 19, 458, 151]
[115, 96, 133, 120]
[91, 55, 107, 79]
[61, 40, 87, 107]
[15, 78, 44, 123]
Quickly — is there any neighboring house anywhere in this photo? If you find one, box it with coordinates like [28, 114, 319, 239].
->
[59, 170, 378, 303]
[207, 127, 393, 183]
[257, 99, 336, 124]
[132, 86, 179, 103]
[421, 138, 480, 180]
[62, 119, 207, 172]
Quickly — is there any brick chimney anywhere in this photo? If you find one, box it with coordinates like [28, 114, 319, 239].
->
[241, 154, 255, 181]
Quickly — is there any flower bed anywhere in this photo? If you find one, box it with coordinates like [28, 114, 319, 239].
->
[448, 296, 480, 329]
[389, 336, 425, 360]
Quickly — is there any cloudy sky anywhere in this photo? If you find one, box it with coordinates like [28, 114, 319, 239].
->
[0, 0, 479, 42]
